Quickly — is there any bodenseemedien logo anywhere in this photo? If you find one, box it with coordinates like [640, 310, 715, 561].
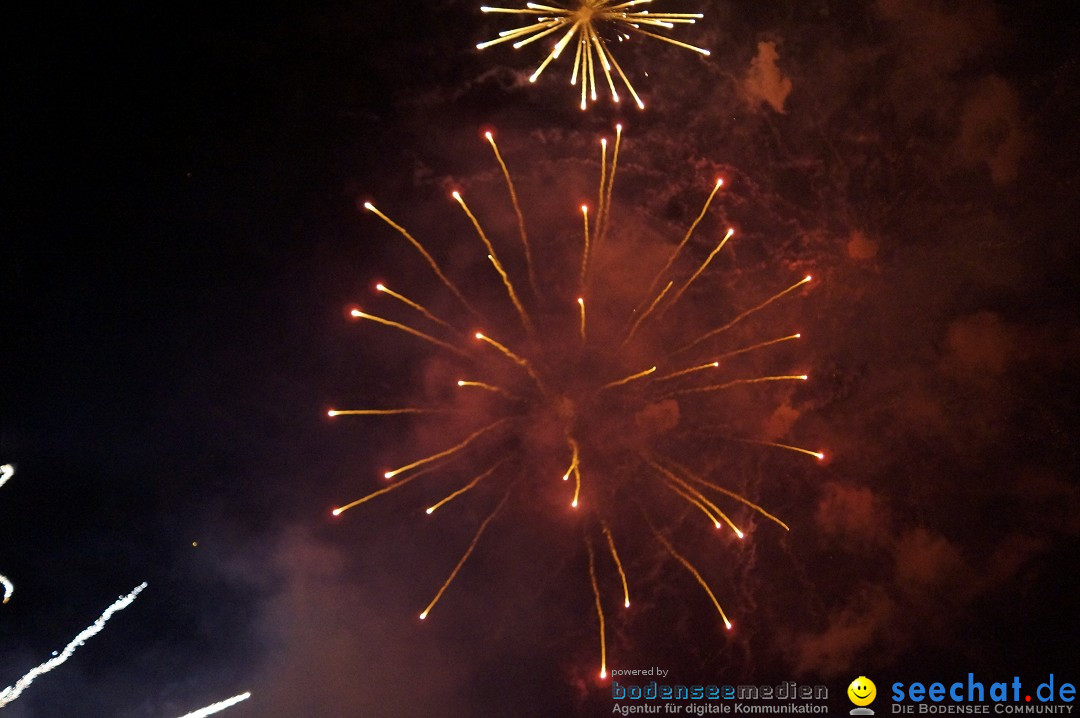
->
[609, 677, 830, 714]
[849, 676, 878, 715]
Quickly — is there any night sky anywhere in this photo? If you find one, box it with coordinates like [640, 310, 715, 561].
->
[4, 1, 1079, 716]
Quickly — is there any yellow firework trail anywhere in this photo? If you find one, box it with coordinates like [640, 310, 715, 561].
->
[580, 205, 591, 287]
[663, 227, 735, 312]
[350, 309, 468, 358]
[364, 202, 478, 316]
[176, 692, 252, 718]
[420, 490, 512, 620]
[601, 521, 630, 608]
[383, 419, 509, 480]
[562, 438, 581, 481]
[599, 124, 622, 242]
[676, 275, 812, 355]
[586, 536, 608, 679]
[478, 1, 710, 110]
[427, 460, 507, 514]
[713, 333, 802, 362]
[475, 332, 548, 392]
[654, 334, 802, 382]
[596, 138, 607, 237]
[648, 458, 743, 537]
[654, 360, 719, 382]
[328, 408, 445, 417]
[457, 379, 523, 401]
[485, 131, 538, 295]
[639, 177, 724, 309]
[562, 439, 583, 507]
[650, 524, 733, 630]
[623, 280, 672, 345]
[332, 463, 447, 517]
[571, 460, 583, 508]
[599, 365, 656, 391]
[660, 473, 722, 529]
[453, 191, 534, 335]
[0, 583, 147, 708]
[488, 253, 535, 336]
[577, 297, 587, 342]
[731, 438, 826, 461]
[376, 283, 458, 333]
[659, 456, 790, 531]
[661, 374, 808, 400]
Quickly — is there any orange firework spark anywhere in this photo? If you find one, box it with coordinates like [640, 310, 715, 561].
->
[477, 1, 710, 110]
[329, 129, 823, 678]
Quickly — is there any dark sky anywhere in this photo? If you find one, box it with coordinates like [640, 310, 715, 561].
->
[3, 1, 1079, 716]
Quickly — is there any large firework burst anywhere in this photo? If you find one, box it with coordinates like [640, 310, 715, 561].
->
[477, 1, 710, 110]
[329, 128, 822, 678]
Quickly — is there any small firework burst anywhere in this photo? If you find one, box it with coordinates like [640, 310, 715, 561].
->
[477, 1, 710, 110]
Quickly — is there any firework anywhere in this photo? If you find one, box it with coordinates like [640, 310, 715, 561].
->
[477, 1, 710, 110]
[0, 583, 148, 707]
[330, 129, 822, 678]
[176, 691, 252, 718]
[1, 464, 13, 604]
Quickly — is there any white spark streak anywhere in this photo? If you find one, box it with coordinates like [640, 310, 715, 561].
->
[0, 583, 148, 707]
[1, 465, 13, 604]
[176, 691, 252, 718]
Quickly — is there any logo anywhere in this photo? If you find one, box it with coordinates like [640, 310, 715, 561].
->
[890, 673, 1076, 713]
[849, 676, 878, 715]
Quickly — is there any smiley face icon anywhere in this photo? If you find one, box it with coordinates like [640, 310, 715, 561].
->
[848, 676, 877, 707]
